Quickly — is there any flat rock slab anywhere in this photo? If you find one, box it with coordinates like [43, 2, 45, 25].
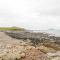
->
[21, 47, 47, 60]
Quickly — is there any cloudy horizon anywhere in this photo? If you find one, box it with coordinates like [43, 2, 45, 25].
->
[0, 0, 60, 30]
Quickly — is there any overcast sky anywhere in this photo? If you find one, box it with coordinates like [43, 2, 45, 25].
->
[0, 0, 60, 30]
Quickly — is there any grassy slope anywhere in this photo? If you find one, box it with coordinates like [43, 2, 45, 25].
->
[0, 27, 25, 31]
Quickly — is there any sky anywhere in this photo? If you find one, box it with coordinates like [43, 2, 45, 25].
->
[0, 0, 60, 30]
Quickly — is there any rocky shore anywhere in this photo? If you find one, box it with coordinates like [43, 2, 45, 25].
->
[0, 31, 60, 60]
[5, 31, 60, 46]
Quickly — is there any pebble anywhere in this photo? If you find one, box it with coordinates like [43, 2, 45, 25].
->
[20, 53, 25, 58]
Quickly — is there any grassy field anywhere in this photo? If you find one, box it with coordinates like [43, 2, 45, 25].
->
[0, 27, 25, 31]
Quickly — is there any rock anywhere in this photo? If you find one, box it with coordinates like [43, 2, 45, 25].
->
[47, 52, 60, 60]
[46, 56, 60, 60]
[20, 53, 25, 58]
[47, 51, 60, 57]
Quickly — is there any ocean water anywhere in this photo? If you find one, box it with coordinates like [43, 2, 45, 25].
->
[46, 30, 60, 37]
[33, 30, 60, 37]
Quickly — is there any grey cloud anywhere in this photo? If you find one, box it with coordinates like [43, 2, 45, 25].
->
[0, 0, 60, 30]
[40, 9, 60, 16]
[39, 0, 60, 16]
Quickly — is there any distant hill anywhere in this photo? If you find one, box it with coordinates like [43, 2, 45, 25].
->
[0, 26, 25, 31]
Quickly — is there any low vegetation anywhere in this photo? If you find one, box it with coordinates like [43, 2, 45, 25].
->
[0, 27, 25, 31]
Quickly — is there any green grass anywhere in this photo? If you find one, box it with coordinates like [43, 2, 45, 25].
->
[0, 27, 25, 31]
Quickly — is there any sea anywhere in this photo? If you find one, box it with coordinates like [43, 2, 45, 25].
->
[32, 30, 60, 37]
